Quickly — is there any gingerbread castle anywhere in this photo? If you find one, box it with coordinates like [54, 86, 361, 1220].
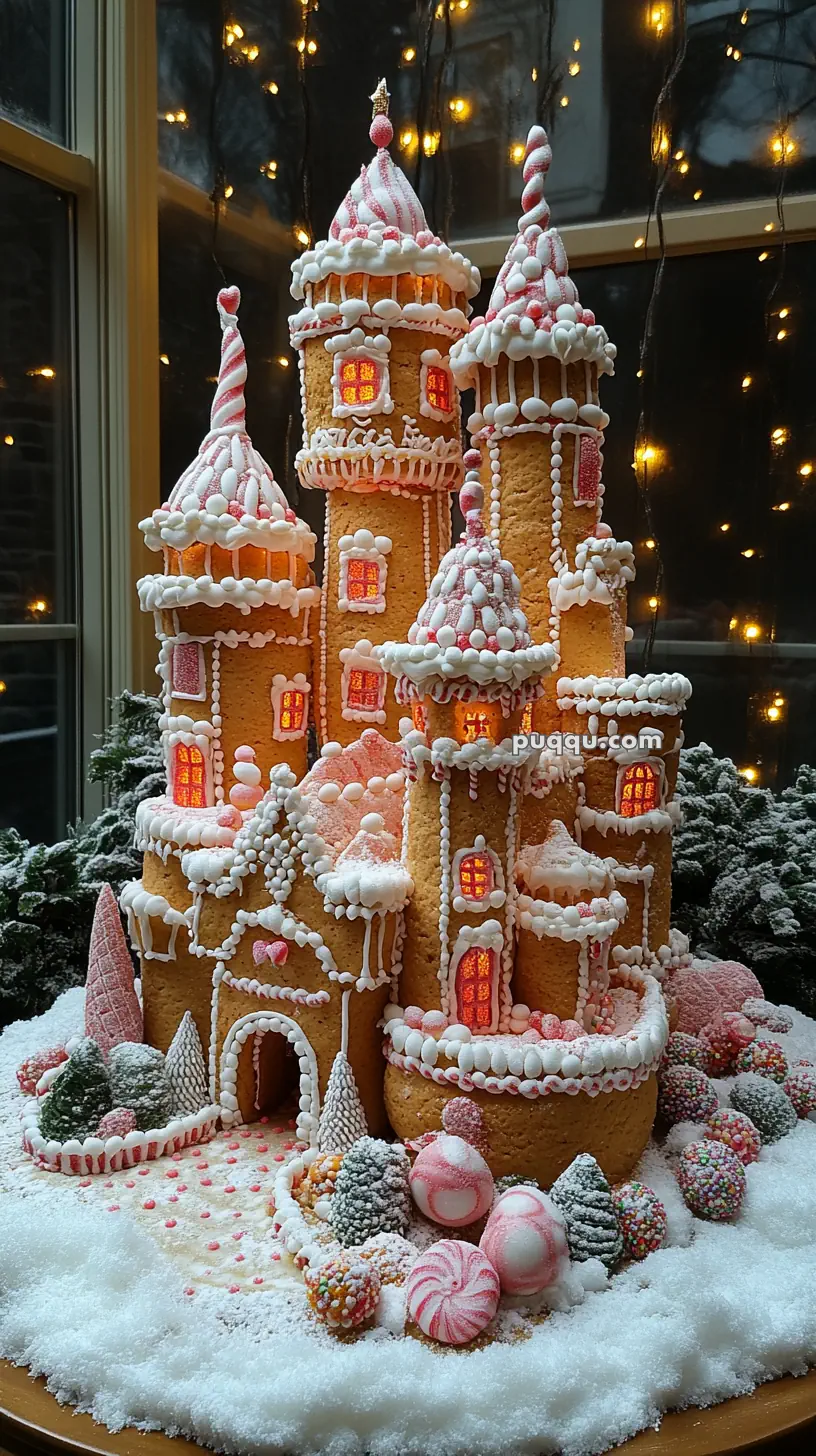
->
[123, 101, 691, 1187]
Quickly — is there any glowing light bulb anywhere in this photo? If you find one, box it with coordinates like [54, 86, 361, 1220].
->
[764, 222, 775, 233]
[770, 133, 797, 162]
[798, 462, 813, 477]
[509, 142, 525, 164]
[400, 128, 418, 152]
[651, 124, 671, 161]
[720, 522, 732, 532]
[743, 622, 761, 639]
[645, 538, 656, 550]
[159, 353, 170, 366]
[260, 160, 278, 179]
[741, 548, 756, 559]
[674, 149, 684, 161]
[223, 183, 234, 199]
[294, 226, 310, 246]
[778, 307, 790, 318]
[693, 188, 703, 200]
[422, 131, 440, 156]
[568, 61, 581, 76]
[0, 681, 6, 694]
[758, 251, 769, 262]
[771, 426, 788, 444]
[3, 435, 12, 445]
[263, 80, 279, 94]
[559, 94, 570, 108]
[739, 766, 758, 783]
[777, 328, 789, 340]
[224, 21, 244, 46]
[276, 356, 290, 368]
[402, 46, 416, 62]
[741, 9, 749, 22]
[772, 501, 791, 512]
[27, 367, 55, 378]
[729, 616, 739, 631]
[742, 375, 752, 390]
[634, 236, 646, 249]
[531, 67, 538, 82]
[573, 39, 581, 51]
[448, 97, 471, 121]
[636, 368, 644, 378]
[634, 442, 664, 473]
[774, 695, 786, 707]
[678, 160, 690, 175]
[766, 705, 781, 721]
[29, 598, 49, 615]
[648, 596, 659, 610]
[648, 4, 669, 36]
[241, 43, 259, 61]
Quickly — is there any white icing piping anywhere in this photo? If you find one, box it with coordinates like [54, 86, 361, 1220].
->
[218, 1009, 319, 1142]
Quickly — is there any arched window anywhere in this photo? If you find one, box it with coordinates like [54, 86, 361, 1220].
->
[411, 702, 426, 733]
[619, 761, 660, 818]
[459, 706, 491, 743]
[455, 947, 496, 1032]
[340, 641, 387, 724]
[339, 356, 381, 409]
[173, 743, 206, 808]
[272, 674, 310, 741]
[458, 852, 494, 903]
[425, 365, 451, 414]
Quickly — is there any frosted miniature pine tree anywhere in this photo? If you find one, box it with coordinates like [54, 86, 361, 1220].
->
[38, 1038, 112, 1143]
[108, 1042, 173, 1131]
[550, 1152, 623, 1270]
[84, 883, 143, 1056]
[317, 1050, 368, 1152]
[329, 1136, 411, 1246]
[166, 1011, 210, 1116]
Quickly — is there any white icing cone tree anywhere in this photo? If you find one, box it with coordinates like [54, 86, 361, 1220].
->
[84, 883, 143, 1057]
[166, 1010, 210, 1115]
[317, 1049, 369, 1153]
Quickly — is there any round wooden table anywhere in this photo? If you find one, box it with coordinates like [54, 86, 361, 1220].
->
[1, 1360, 815, 1456]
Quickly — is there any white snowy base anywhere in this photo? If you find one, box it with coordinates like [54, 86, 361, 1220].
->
[21, 1101, 221, 1176]
[2, 988, 816, 1456]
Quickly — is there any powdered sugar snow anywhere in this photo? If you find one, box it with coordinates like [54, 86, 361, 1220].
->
[2, 990, 816, 1456]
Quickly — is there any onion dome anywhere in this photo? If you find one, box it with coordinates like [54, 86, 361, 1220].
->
[140, 286, 315, 561]
[378, 470, 555, 707]
[450, 126, 616, 379]
[289, 81, 480, 310]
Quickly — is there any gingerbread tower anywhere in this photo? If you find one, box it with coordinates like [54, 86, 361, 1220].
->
[289, 81, 480, 745]
[450, 127, 691, 959]
[139, 287, 319, 806]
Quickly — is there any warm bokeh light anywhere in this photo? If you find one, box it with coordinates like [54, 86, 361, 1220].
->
[260, 160, 278, 179]
[741, 548, 756, 559]
[400, 128, 417, 153]
[262, 80, 279, 94]
[771, 426, 789, 445]
[559, 95, 570, 108]
[739, 766, 759, 783]
[742, 375, 752, 390]
[276, 356, 290, 368]
[29, 598, 49, 616]
[402, 46, 416, 62]
[3, 435, 12, 446]
[647, 4, 670, 36]
[743, 622, 761, 639]
[422, 131, 440, 156]
[644, 538, 656, 550]
[771, 132, 797, 162]
[758, 251, 770, 262]
[634, 236, 646, 249]
[509, 141, 525, 164]
[159, 353, 170, 366]
[26, 367, 55, 379]
[448, 97, 472, 121]
[693, 188, 703, 200]
[772, 501, 791, 512]
[223, 183, 234, 199]
[634, 441, 664, 473]
[720, 522, 731, 532]
[648, 595, 659, 610]
[294, 226, 310, 246]
[568, 61, 581, 76]
[799, 462, 813, 477]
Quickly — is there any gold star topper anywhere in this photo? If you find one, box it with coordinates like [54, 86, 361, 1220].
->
[370, 78, 390, 118]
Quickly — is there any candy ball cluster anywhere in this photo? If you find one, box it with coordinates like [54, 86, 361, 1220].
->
[698, 1012, 755, 1076]
[783, 1065, 816, 1119]
[358, 1232, 417, 1286]
[741, 998, 793, 1034]
[661, 1032, 706, 1073]
[705, 1107, 762, 1165]
[304, 1254, 381, 1331]
[735, 1038, 788, 1084]
[658, 1065, 719, 1126]
[16, 1044, 68, 1096]
[677, 1139, 746, 1221]
[298, 1152, 344, 1210]
[730, 1073, 798, 1144]
[611, 1181, 667, 1259]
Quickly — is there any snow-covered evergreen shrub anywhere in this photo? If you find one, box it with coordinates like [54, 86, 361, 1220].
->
[38, 1038, 112, 1142]
[76, 690, 164, 896]
[550, 1153, 623, 1270]
[108, 1043, 173, 1131]
[329, 1137, 411, 1246]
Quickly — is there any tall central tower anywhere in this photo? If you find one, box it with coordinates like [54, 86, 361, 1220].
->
[288, 82, 480, 745]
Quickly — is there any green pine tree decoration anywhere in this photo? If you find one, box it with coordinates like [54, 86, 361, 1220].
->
[38, 1038, 113, 1143]
[108, 1043, 173, 1131]
[76, 690, 164, 897]
[550, 1153, 623, 1270]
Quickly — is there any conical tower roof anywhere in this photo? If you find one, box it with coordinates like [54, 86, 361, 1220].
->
[140, 286, 315, 561]
[450, 126, 617, 379]
[378, 470, 555, 706]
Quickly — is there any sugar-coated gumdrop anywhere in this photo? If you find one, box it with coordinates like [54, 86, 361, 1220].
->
[783, 1065, 816, 1118]
[17, 1045, 68, 1096]
[735, 1037, 788, 1084]
[406, 1239, 500, 1344]
[730, 1072, 797, 1144]
[658, 1065, 718, 1125]
[661, 1031, 706, 1072]
[97, 1107, 138, 1140]
[409, 1133, 494, 1227]
[663, 961, 763, 1035]
[560, 1020, 584, 1041]
[358, 1232, 417, 1287]
[421, 1011, 448, 1040]
[705, 1108, 762, 1165]
[403, 1006, 424, 1029]
[742, 998, 793, 1034]
[479, 1186, 569, 1294]
[369, 113, 393, 150]
[530, 1011, 562, 1039]
[611, 1181, 667, 1259]
[441, 1097, 487, 1153]
[304, 1255, 380, 1331]
[698, 1011, 756, 1076]
[677, 1139, 746, 1221]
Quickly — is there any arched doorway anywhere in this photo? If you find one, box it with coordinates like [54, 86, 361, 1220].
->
[219, 1010, 320, 1143]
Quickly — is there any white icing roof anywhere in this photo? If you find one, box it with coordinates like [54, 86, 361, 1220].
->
[515, 821, 610, 897]
[378, 475, 554, 697]
[289, 143, 479, 305]
[141, 287, 315, 561]
[550, 533, 636, 613]
[449, 126, 616, 378]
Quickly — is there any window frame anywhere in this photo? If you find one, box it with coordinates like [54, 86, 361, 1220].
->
[271, 672, 310, 741]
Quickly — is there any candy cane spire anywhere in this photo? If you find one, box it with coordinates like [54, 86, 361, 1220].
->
[210, 285, 247, 435]
[517, 125, 552, 233]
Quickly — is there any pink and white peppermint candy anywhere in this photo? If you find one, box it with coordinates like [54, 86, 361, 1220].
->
[480, 1186, 569, 1295]
[406, 1239, 500, 1344]
[409, 1132, 494, 1227]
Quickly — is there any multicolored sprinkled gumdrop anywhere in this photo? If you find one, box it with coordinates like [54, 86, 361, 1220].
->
[783, 1065, 816, 1119]
[657, 1065, 719, 1126]
[705, 1107, 762, 1165]
[611, 1181, 667, 1259]
[698, 1011, 755, 1076]
[406, 1239, 500, 1345]
[297, 1152, 344, 1210]
[660, 1032, 706, 1073]
[735, 1037, 788, 1084]
[304, 1254, 381, 1331]
[741, 998, 793, 1035]
[677, 1139, 746, 1221]
[358, 1232, 417, 1286]
[17, 1045, 68, 1096]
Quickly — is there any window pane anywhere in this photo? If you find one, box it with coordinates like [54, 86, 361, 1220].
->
[0, 162, 76, 626]
[566, 241, 816, 788]
[0, 0, 67, 144]
[0, 638, 76, 842]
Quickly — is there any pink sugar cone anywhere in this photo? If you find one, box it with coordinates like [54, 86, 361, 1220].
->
[84, 884, 143, 1057]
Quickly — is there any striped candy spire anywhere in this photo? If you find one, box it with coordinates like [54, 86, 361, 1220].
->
[210, 285, 247, 435]
[517, 125, 552, 233]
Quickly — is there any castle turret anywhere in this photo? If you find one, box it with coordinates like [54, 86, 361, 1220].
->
[289, 81, 480, 745]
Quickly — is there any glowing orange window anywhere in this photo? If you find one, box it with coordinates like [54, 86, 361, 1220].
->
[347, 558, 381, 603]
[459, 852, 493, 903]
[347, 667, 383, 712]
[411, 702, 426, 732]
[425, 364, 451, 414]
[620, 762, 660, 818]
[455, 947, 496, 1032]
[521, 702, 533, 733]
[461, 708, 491, 742]
[339, 356, 381, 408]
[279, 688, 306, 735]
[173, 743, 206, 808]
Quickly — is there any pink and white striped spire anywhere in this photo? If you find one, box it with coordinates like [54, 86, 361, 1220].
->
[517, 125, 553, 232]
[328, 78, 428, 241]
[210, 285, 247, 435]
